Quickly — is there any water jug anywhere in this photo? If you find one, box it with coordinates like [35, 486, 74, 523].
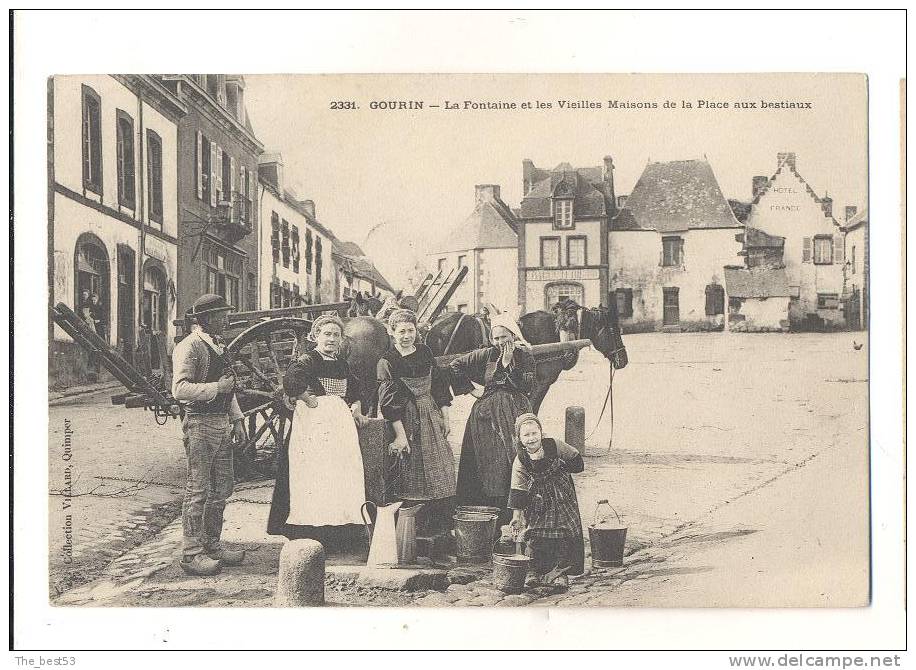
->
[361, 501, 402, 566]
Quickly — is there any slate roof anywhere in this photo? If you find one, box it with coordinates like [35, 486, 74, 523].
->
[434, 198, 518, 253]
[329, 235, 395, 293]
[744, 226, 785, 249]
[519, 167, 614, 219]
[724, 266, 790, 298]
[612, 159, 741, 232]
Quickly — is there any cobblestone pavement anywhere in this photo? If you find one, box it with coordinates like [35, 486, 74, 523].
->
[48, 389, 187, 597]
[50, 332, 868, 607]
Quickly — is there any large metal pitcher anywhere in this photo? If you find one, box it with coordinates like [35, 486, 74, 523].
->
[361, 501, 402, 566]
[395, 504, 424, 565]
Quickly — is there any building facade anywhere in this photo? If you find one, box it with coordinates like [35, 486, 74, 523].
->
[745, 153, 846, 330]
[257, 153, 334, 308]
[842, 206, 868, 330]
[331, 239, 396, 301]
[155, 75, 263, 318]
[429, 184, 518, 314]
[609, 159, 744, 332]
[516, 158, 616, 312]
[49, 75, 186, 387]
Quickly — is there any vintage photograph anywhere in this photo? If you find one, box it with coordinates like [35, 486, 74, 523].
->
[46, 72, 869, 609]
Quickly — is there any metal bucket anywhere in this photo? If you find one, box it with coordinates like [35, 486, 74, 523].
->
[453, 512, 498, 564]
[492, 553, 531, 594]
[456, 505, 501, 517]
[588, 500, 628, 568]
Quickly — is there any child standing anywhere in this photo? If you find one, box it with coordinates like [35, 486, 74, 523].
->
[377, 309, 456, 534]
[267, 315, 368, 550]
[508, 413, 585, 587]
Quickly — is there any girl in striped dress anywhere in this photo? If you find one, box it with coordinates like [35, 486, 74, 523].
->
[508, 413, 585, 587]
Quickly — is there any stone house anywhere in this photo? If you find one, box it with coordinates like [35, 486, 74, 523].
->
[49, 75, 186, 386]
[609, 159, 744, 332]
[744, 152, 846, 330]
[429, 184, 518, 314]
[257, 153, 334, 308]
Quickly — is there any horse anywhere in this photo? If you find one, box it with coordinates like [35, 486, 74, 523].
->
[425, 303, 626, 413]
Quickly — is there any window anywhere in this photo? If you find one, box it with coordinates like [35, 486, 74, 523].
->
[220, 150, 231, 204]
[247, 272, 256, 310]
[802, 237, 812, 263]
[567, 237, 587, 266]
[458, 254, 468, 282]
[282, 281, 291, 308]
[81, 85, 103, 194]
[437, 258, 447, 274]
[198, 134, 212, 204]
[540, 237, 561, 267]
[305, 229, 313, 274]
[281, 220, 290, 268]
[615, 288, 634, 318]
[662, 236, 684, 267]
[292, 283, 301, 306]
[457, 304, 468, 313]
[553, 199, 573, 229]
[705, 284, 725, 316]
[116, 111, 136, 208]
[270, 279, 281, 308]
[146, 130, 163, 224]
[315, 238, 323, 297]
[813, 235, 834, 265]
[206, 75, 220, 100]
[204, 246, 240, 308]
[851, 245, 857, 275]
[142, 265, 167, 332]
[817, 293, 839, 310]
[291, 227, 300, 273]
[271, 213, 280, 263]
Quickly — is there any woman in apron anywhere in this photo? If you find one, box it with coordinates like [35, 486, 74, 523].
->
[508, 413, 585, 587]
[267, 315, 368, 550]
[378, 309, 456, 535]
[448, 313, 537, 526]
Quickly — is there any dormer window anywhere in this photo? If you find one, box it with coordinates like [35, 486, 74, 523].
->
[553, 198, 573, 229]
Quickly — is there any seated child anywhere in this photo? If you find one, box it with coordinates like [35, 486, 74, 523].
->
[508, 413, 585, 587]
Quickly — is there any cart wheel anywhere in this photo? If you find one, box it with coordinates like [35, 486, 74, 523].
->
[227, 318, 314, 480]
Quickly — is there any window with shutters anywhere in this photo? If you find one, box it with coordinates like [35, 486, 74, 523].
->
[553, 199, 573, 229]
[662, 236, 684, 267]
[705, 283, 725, 315]
[315, 237, 323, 293]
[81, 85, 103, 195]
[567, 236, 587, 266]
[116, 110, 136, 209]
[270, 279, 281, 308]
[220, 150, 231, 204]
[146, 130, 163, 225]
[305, 229, 313, 274]
[204, 246, 241, 308]
[615, 288, 634, 318]
[291, 227, 300, 273]
[199, 135, 212, 204]
[238, 166, 252, 223]
[802, 237, 812, 263]
[813, 235, 833, 264]
[292, 283, 301, 306]
[540, 237, 561, 267]
[271, 213, 280, 263]
[282, 281, 291, 308]
[281, 220, 290, 268]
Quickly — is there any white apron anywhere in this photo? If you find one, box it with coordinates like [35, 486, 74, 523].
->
[287, 394, 366, 526]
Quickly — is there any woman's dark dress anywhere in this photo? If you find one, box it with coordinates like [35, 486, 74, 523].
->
[448, 345, 536, 523]
[267, 350, 365, 550]
[508, 437, 585, 576]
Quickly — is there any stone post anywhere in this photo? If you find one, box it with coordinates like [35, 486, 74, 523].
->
[274, 539, 325, 607]
[565, 406, 586, 457]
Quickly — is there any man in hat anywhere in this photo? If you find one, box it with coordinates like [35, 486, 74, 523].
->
[171, 293, 247, 575]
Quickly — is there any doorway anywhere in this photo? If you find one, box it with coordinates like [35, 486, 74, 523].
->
[663, 287, 680, 326]
[545, 282, 585, 310]
[117, 245, 136, 363]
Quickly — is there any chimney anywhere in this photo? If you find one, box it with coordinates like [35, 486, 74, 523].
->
[257, 152, 284, 190]
[845, 205, 858, 222]
[475, 184, 501, 205]
[616, 194, 629, 210]
[603, 155, 617, 207]
[752, 176, 768, 199]
[301, 199, 316, 219]
[522, 159, 535, 196]
[777, 152, 797, 171]
[821, 193, 833, 218]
